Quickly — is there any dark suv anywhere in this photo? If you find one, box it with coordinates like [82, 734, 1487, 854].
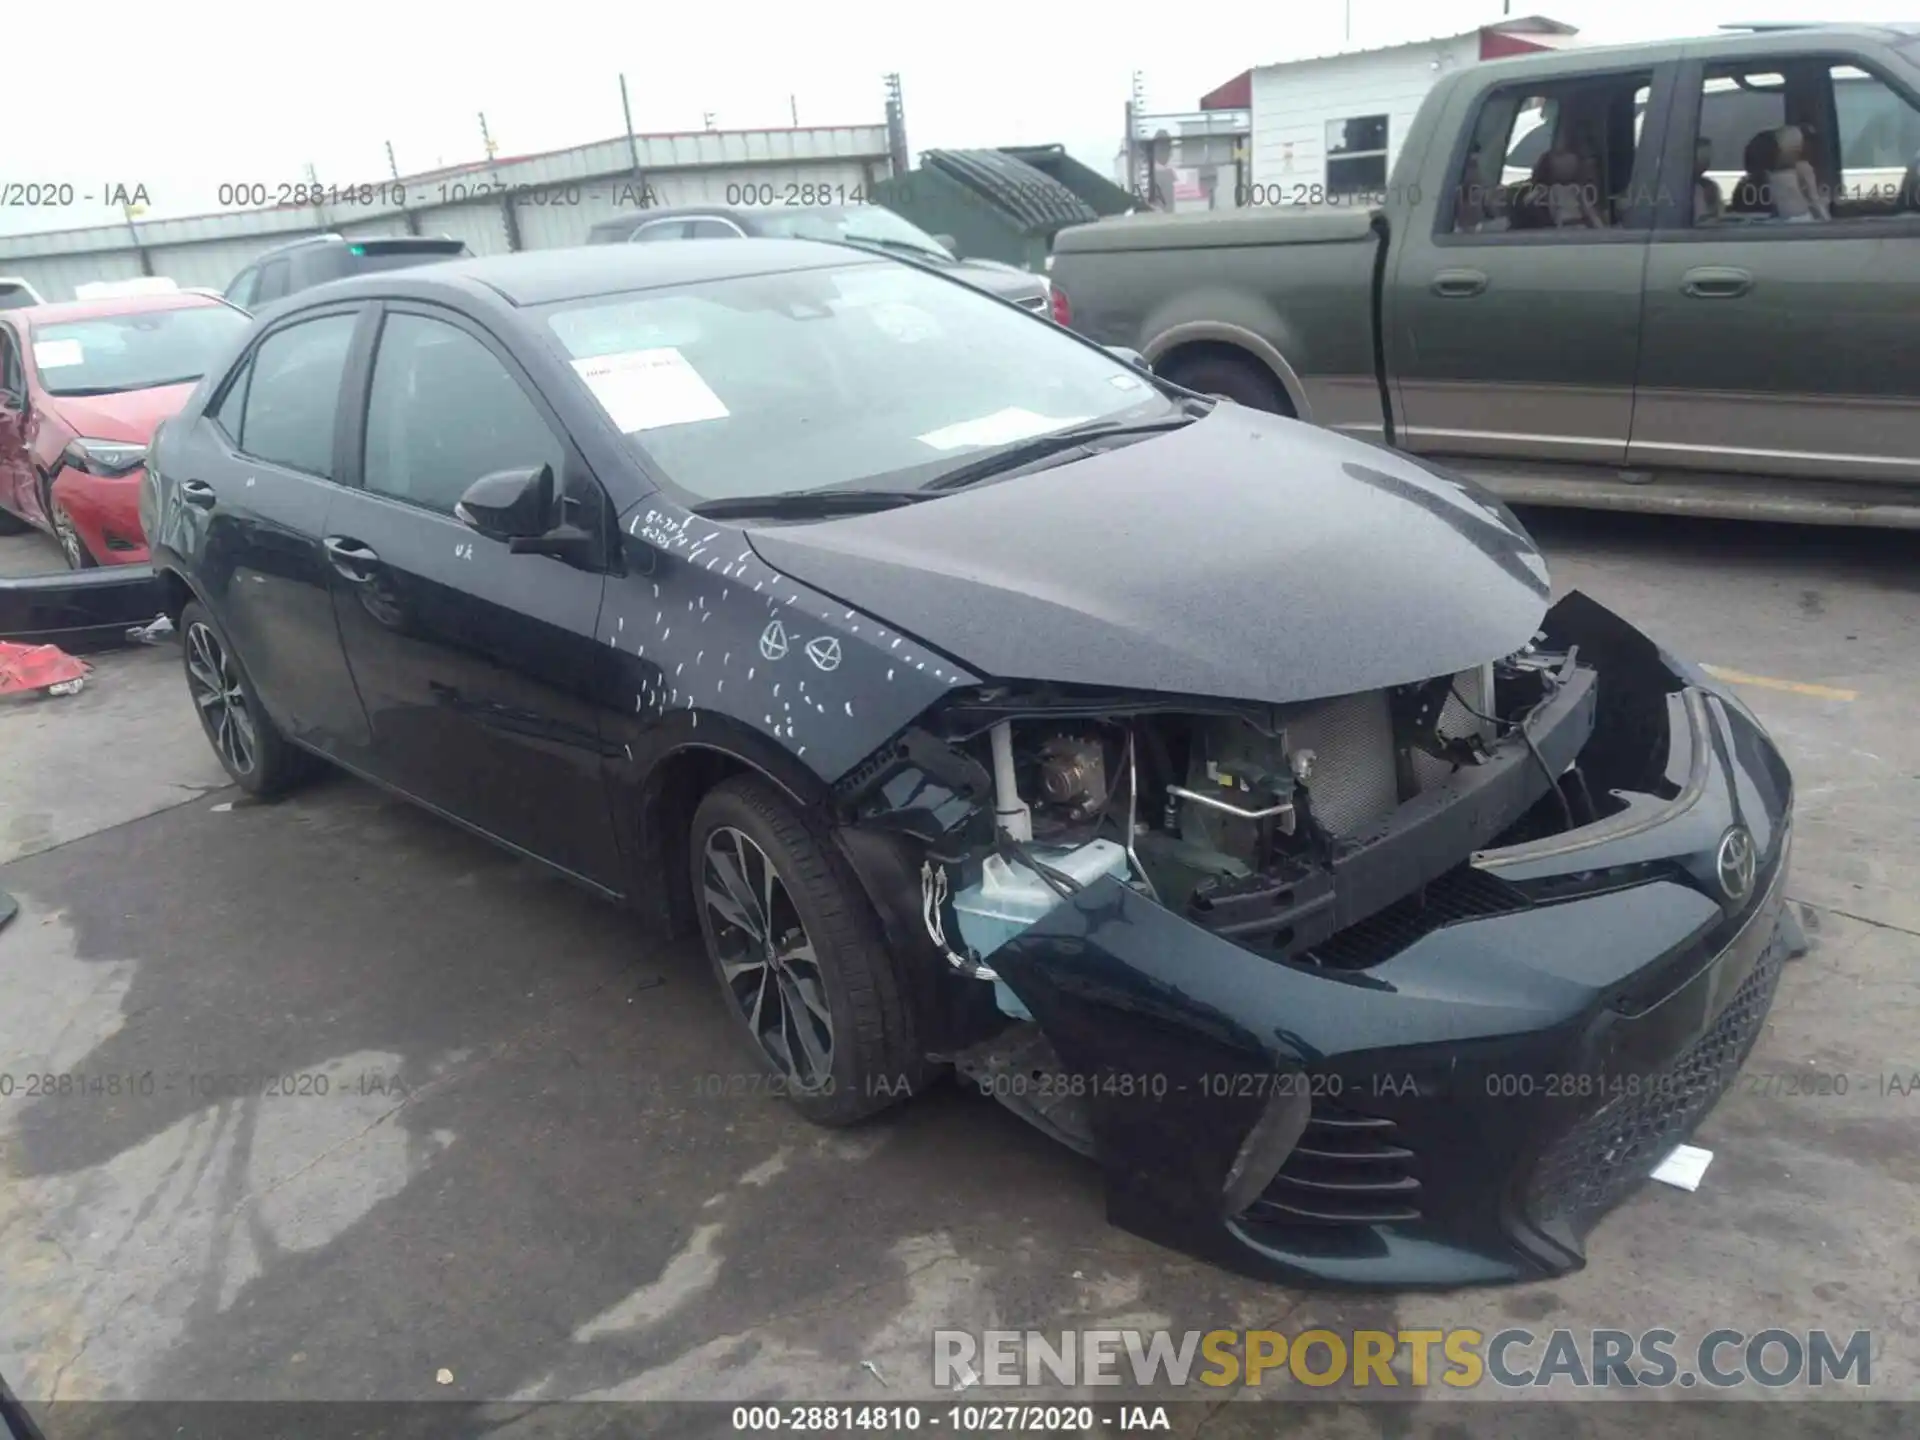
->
[223, 235, 470, 312]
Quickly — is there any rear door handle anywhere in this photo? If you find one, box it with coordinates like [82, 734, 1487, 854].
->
[1431, 268, 1489, 298]
[1681, 266, 1753, 299]
[323, 535, 381, 582]
[180, 479, 217, 509]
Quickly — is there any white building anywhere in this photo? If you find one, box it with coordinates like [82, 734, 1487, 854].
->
[1199, 16, 1579, 202]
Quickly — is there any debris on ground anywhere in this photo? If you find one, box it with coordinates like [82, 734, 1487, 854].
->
[435, 1368, 454, 1386]
[861, 1359, 889, 1387]
[0, 642, 89, 699]
[127, 613, 176, 645]
[1651, 1143, 1713, 1192]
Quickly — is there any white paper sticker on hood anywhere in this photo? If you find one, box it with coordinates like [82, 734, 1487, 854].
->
[33, 339, 85, 369]
[917, 408, 1088, 452]
[571, 347, 728, 433]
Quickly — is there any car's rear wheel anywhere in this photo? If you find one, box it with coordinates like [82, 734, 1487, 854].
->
[690, 774, 924, 1126]
[1159, 352, 1291, 414]
[179, 600, 316, 799]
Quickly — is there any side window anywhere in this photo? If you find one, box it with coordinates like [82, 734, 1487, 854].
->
[685, 218, 744, 238]
[1448, 72, 1654, 235]
[362, 313, 563, 516]
[1831, 64, 1920, 210]
[1693, 67, 1791, 225]
[630, 220, 691, 243]
[211, 360, 251, 443]
[238, 313, 356, 477]
[256, 258, 291, 304]
[226, 267, 259, 309]
[0, 327, 22, 398]
[1326, 115, 1389, 199]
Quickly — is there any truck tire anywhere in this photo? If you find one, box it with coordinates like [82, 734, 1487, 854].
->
[1161, 353, 1291, 415]
[690, 774, 925, 1126]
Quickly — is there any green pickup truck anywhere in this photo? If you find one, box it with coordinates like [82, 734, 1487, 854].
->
[1051, 24, 1920, 527]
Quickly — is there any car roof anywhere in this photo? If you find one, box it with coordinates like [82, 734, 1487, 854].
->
[588, 203, 883, 233]
[309, 238, 888, 308]
[7, 292, 236, 328]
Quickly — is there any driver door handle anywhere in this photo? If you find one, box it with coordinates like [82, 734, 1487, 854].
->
[323, 535, 381, 582]
[1681, 266, 1754, 299]
[180, 479, 218, 509]
[1431, 268, 1489, 298]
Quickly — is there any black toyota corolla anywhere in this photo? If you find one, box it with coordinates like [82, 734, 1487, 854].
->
[142, 240, 1801, 1289]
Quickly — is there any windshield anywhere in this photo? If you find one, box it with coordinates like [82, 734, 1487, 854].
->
[543, 259, 1172, 503]
[751, 206, 953, 260]
[32, 303, 250, 396]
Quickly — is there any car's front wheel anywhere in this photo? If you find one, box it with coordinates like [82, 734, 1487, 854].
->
[48, 487, 95, 570]
[690, 774, 924, 1126]
[179, 600, 316, 798]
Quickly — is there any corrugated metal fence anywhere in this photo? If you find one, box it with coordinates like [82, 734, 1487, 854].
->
[1, 125, 892, 300]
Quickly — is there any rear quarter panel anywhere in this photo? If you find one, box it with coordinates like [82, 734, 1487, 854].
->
[1051, 210, 1382, 428]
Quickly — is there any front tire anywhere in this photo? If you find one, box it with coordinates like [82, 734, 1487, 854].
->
[179, 600, 316, 798]
[48, 485, 96, 570]
[690, 775, 924, 1126]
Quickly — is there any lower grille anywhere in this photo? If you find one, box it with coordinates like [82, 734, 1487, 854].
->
[1303, 863, 1529, 969]
[1249, 1103, 1421, 1225]
[1525, 930, 1787, 1229]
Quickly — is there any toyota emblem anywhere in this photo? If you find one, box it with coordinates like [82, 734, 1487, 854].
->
[1716, 825, 1757, 903]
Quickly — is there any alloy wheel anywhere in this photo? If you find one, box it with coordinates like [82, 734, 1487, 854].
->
[184, 621, 257, 776]
[701, 825, 835, 1089]
[52, 504, 86, 569]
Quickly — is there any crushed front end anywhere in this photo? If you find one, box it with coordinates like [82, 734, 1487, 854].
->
[829, 591, 1799, 1288]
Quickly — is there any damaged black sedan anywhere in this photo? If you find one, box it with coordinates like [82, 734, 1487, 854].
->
[142, 239, 1799, 1289]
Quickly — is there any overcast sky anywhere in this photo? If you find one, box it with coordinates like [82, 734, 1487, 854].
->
[5, 0, 1914, 238]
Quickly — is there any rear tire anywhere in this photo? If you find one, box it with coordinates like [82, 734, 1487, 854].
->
[690, 774, 924, 1126]
[1160, 352, 1291, 414]
[179, 600, 318, 799]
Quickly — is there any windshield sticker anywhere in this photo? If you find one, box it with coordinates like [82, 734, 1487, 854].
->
[916, 408, 1087, 452]
[571, 347, 728, 433]
[33, 339, 85, 370]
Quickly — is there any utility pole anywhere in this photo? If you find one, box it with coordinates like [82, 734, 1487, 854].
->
[790, 94, 799, 126]
[883, 73, 908, 179]
[703, 111, 717, 131]
[387, 139, 420, 233]
[479, 111, 498, 160]
[619, 75, 651, 209]
[385, 140, 401, 180]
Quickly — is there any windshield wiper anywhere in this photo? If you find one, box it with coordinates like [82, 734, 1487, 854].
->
[689, 488, 933, 519]
[844, 235, 949, 262]
[922, 415, 1197, 493]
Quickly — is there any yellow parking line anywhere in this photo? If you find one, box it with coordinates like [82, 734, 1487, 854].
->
[1702, 664, 1858, 702]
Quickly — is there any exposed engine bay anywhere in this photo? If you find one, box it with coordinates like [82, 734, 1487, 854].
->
[835, 626, 1675, 1001]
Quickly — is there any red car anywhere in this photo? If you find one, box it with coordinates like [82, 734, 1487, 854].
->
[0, 292, 249, 568]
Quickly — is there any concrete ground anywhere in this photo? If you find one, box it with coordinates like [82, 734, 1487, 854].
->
[1, 514, 1916, 1426]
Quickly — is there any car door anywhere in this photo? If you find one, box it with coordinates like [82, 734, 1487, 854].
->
[0, 322, 33, 522]
[1630, 47, 1920, 483]
[1386, 63, 1668, 466]
[321, 302, 623, 888]
[177, 305, 373, 754]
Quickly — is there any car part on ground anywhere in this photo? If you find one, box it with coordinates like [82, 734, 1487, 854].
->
[0, 565, 165, 648]
[0, 640, 89, 697]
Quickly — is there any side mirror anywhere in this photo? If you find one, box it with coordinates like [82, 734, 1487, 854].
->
[1104, 346, 1152, 374]
[456, 464, 555, 540]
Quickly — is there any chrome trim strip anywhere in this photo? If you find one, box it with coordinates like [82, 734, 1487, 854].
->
[1474, 688, 1713, 869]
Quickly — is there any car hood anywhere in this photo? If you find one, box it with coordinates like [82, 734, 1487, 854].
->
[745, 404, 1553, 704]
[941, 259, 1048, 304]
[41, 382, 197, 443]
